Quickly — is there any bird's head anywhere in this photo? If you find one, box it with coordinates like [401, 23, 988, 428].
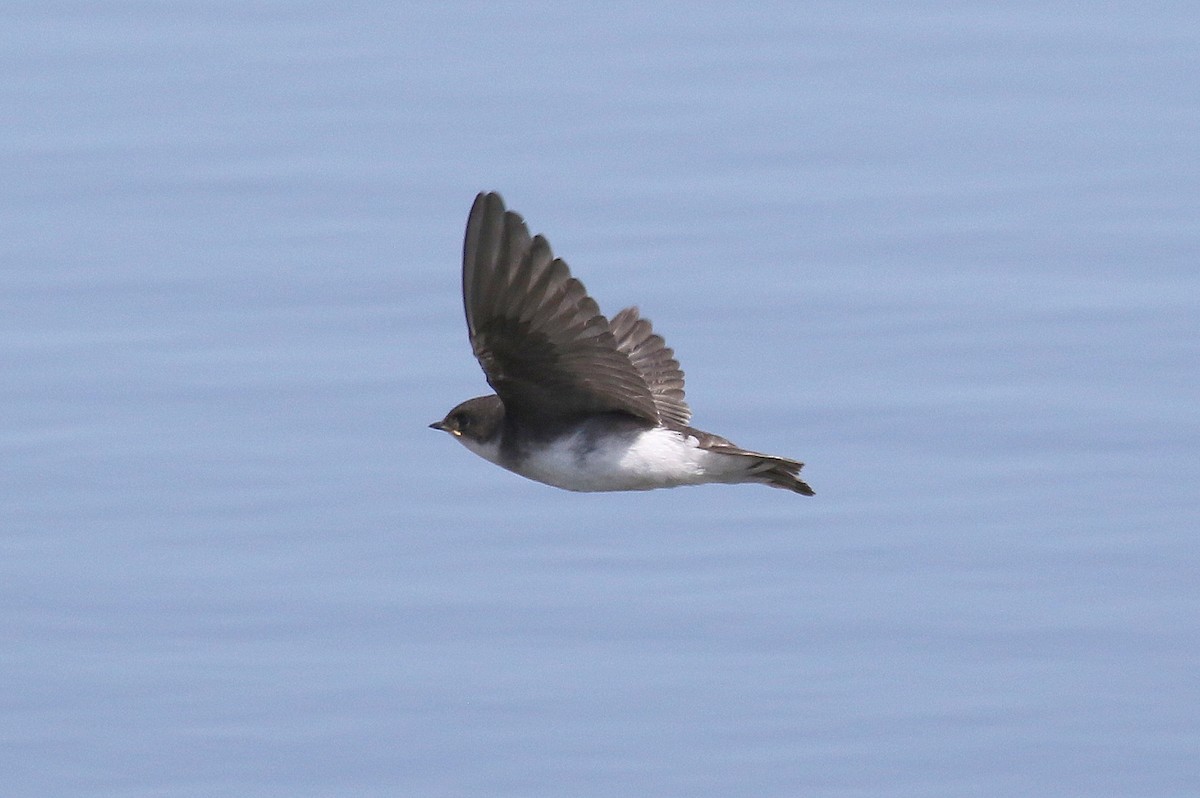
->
[429, 394, 504, 447]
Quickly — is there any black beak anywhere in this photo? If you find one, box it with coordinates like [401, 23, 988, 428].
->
[429, 421, 446, 431]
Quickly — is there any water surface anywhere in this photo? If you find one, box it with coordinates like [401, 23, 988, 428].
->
[2, 3, 1197, 796]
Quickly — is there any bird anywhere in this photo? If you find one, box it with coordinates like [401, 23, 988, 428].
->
[430, 192, 814, 496]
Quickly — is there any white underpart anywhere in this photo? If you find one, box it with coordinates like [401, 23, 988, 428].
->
[457, 426, 756, 492]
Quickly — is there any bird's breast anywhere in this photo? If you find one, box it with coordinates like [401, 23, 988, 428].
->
[509, 425, 710, 492]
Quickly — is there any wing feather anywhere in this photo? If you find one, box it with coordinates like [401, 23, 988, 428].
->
[609, 306, 691, 425]
[462, 192, 661, 424]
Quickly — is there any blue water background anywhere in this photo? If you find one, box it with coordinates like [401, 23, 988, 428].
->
[2, 3, 1197, 795]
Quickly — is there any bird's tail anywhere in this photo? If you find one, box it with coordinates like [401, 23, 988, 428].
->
[744, 454, 815, 495]
[689, 426, 815, 496]
[713, 448, 814, 495]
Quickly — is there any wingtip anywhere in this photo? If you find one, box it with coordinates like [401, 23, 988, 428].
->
[474, 190, 505, 210]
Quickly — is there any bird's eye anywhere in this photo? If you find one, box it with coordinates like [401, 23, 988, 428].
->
[454, 413, 470, 429]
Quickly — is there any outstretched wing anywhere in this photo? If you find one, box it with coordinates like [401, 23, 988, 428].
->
[462, 192, 661, 425]
[608, 306, 690, 426]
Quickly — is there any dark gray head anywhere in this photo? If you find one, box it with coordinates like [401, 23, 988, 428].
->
[429, 394, 504, 445]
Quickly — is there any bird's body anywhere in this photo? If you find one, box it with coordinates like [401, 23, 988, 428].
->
[453, 402, 793, 493]
[431, 192, 814, 496]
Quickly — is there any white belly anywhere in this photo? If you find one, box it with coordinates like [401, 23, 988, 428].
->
[512, 426, 730, 492]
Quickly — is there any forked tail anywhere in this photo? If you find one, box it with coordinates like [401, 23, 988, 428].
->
[716, 447, 814, 495]
[747, 454, 815, 495]
[688, 426, 815, 496]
